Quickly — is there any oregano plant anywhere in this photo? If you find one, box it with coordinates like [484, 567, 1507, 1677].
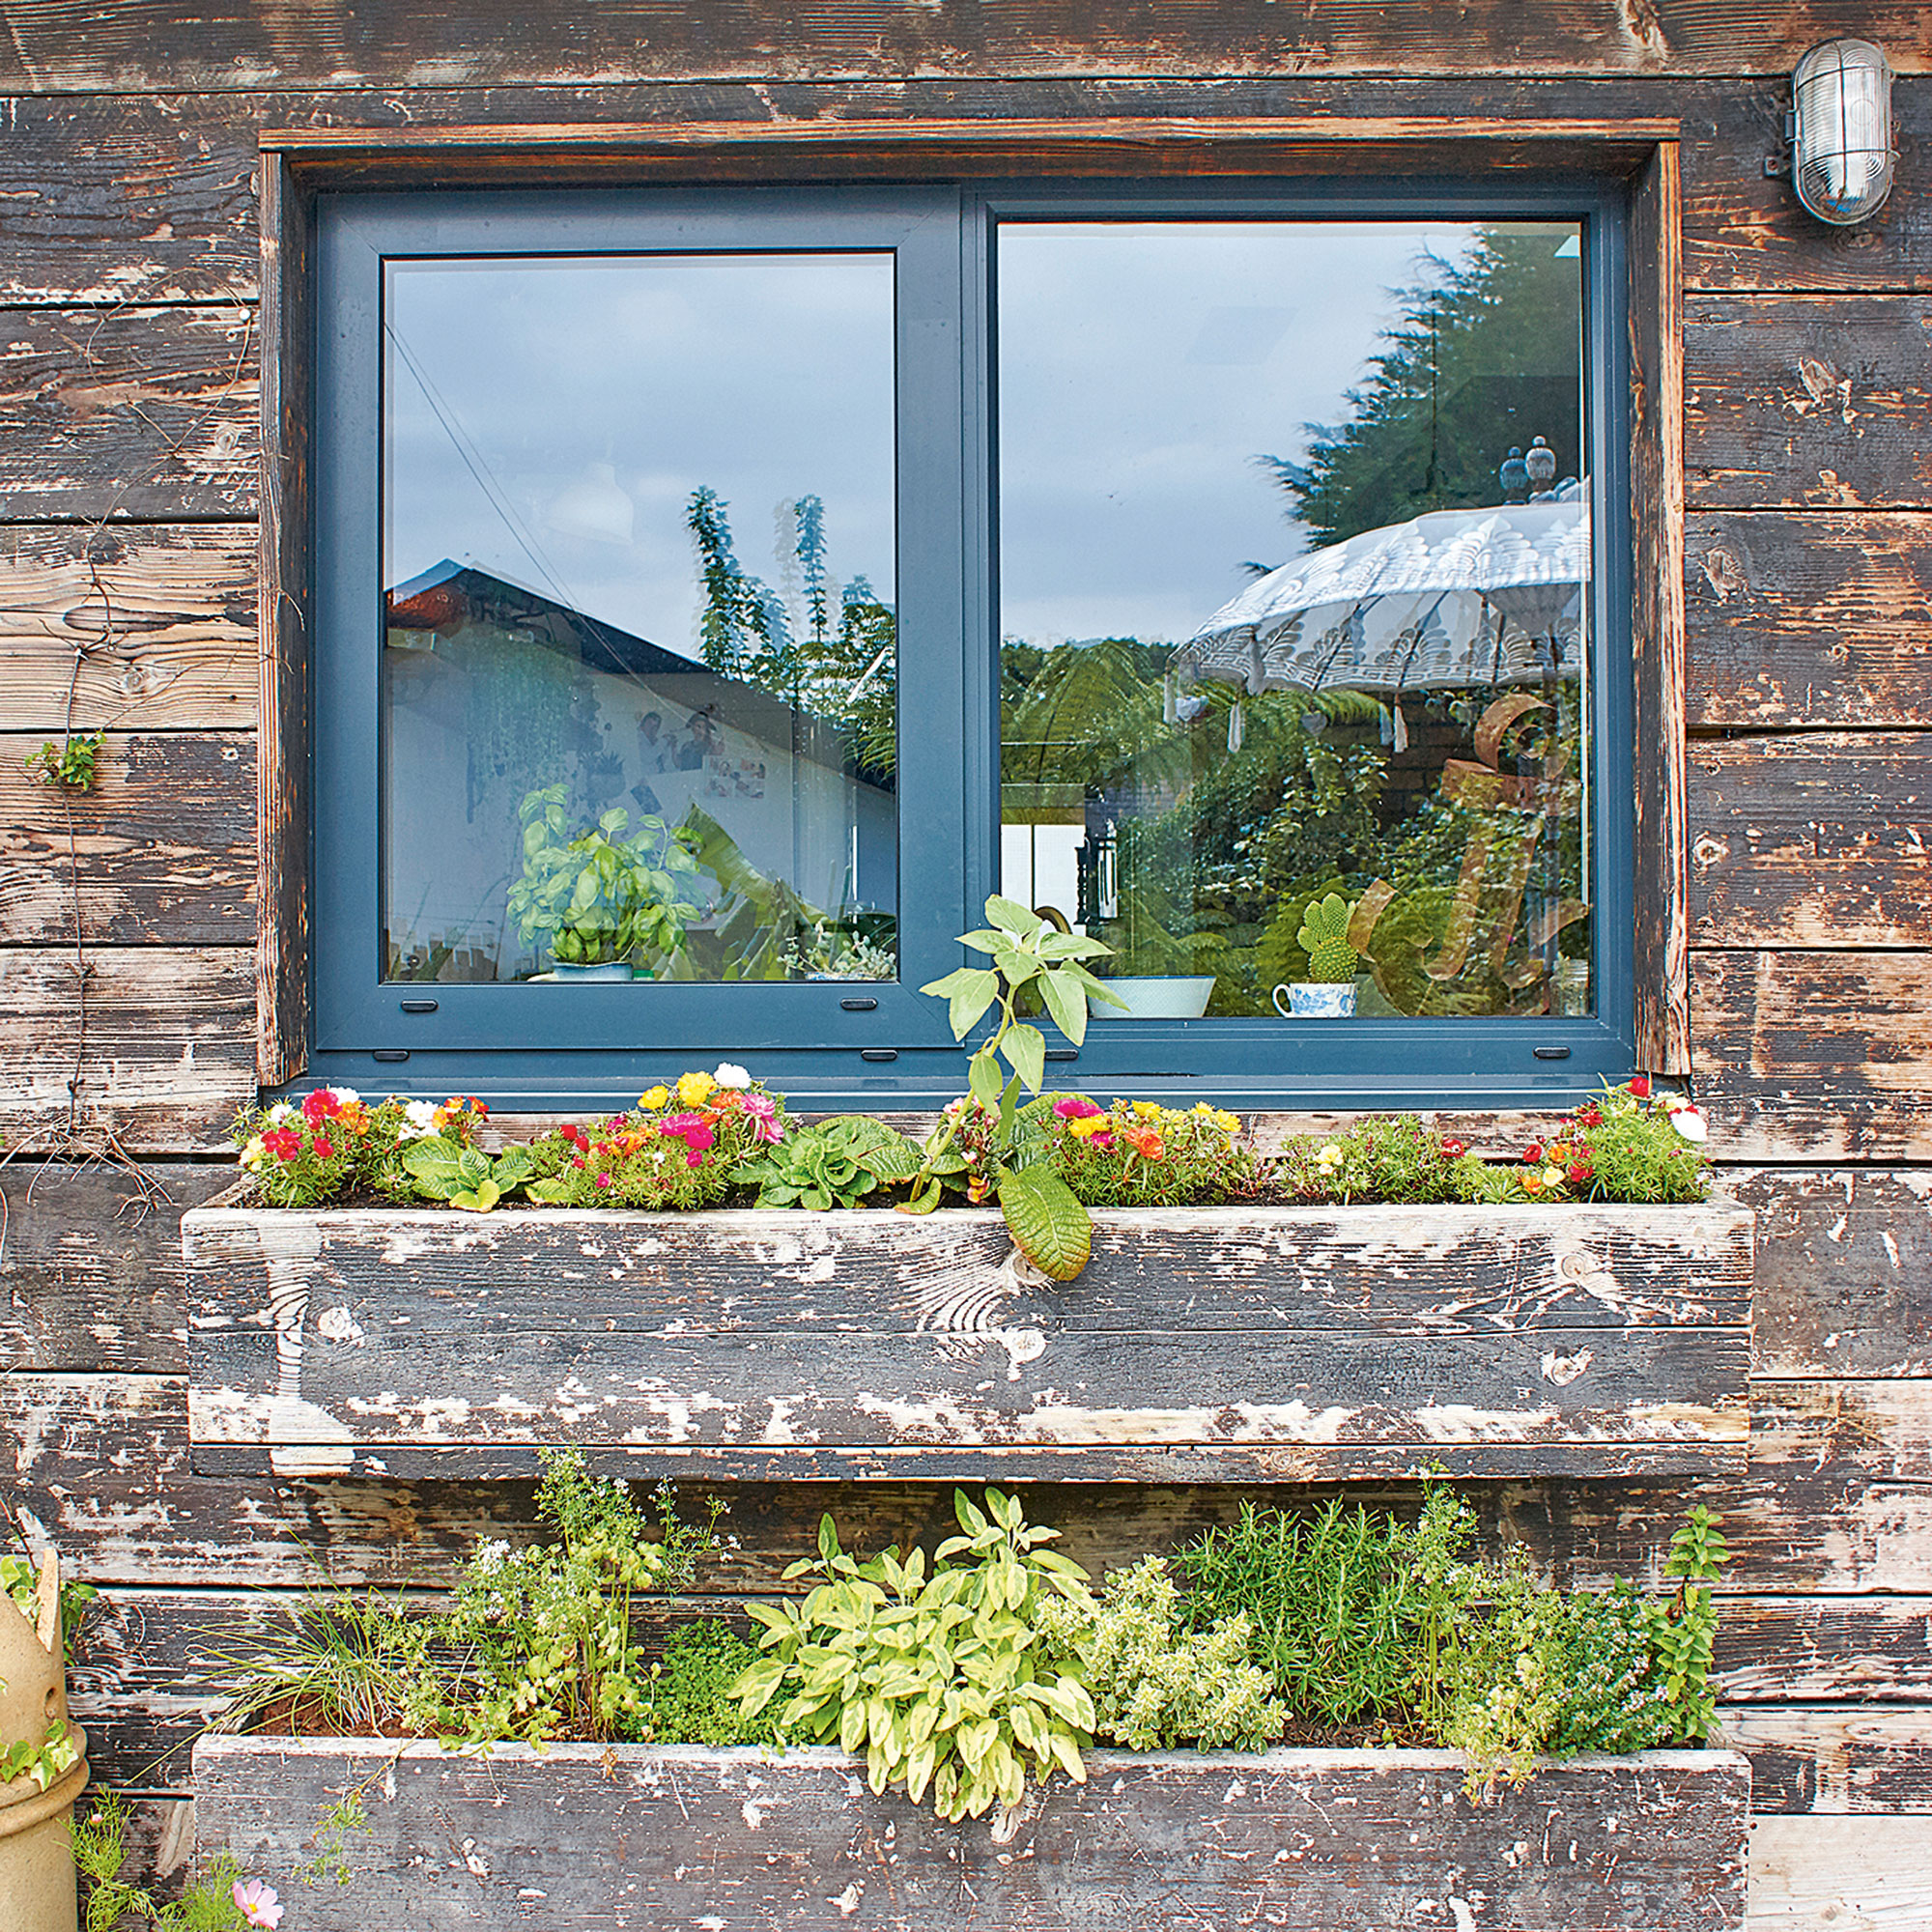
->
[912, 895, 1123, 1279]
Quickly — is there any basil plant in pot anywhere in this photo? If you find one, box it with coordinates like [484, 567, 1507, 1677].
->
[507, 783, 704, 980]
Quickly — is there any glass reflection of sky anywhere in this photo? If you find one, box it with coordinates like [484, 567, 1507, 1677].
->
[997, 222, 1485, 647]
[384, 254, 897, 660]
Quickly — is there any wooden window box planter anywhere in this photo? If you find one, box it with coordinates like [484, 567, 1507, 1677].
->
[192, 1735, 1750, 1930]
[183, 1199, 1752, 1483]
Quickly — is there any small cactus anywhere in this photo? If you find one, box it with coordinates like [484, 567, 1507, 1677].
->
[1296, 893, 1361, 983]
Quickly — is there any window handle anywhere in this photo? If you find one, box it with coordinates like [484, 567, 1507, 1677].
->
[840, 997, 878, 1011]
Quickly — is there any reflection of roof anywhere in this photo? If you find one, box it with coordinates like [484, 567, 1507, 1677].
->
[387, 559, 707, 679]
[386, 560, 890, 789]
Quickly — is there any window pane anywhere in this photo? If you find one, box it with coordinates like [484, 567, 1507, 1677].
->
[996, 220, 1591, 1022]
[382, 254, 898, 985]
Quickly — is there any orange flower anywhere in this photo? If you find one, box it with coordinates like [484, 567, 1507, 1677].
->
[1123, 1124, 1164, 1160]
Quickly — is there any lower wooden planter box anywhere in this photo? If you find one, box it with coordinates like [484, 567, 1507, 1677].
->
[192, 1736, 1751, 1930]
[183, 1200, 1752, 1482]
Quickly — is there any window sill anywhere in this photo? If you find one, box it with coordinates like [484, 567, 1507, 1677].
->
[184, 1195, 1751, 1483]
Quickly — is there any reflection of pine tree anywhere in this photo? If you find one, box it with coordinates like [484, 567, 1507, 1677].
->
[1263, 230, 1584, 548]
[686, 486, 896, 779]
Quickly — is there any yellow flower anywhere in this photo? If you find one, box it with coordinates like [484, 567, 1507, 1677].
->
[1132, 1100, 1164, 1120]
[1068, 1115, 1111, 1140]
[676, 1070, 716, 1108]
[240, 1137, 266, 1172]
[1542, 1165, 1564, 1187]
[639, 1085, 670, 1112]
[1210, 1109, 1241, 1134]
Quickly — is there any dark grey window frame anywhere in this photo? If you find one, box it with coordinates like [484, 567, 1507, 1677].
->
[298, 172, 1637, 1113]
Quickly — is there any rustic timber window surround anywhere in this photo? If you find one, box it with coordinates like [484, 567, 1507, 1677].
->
[257, 122, 1689, 1110]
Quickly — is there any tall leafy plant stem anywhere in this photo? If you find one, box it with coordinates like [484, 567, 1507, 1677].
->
[911, 896, 1124, 1280]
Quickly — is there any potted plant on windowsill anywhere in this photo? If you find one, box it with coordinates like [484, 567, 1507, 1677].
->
[1275, 889, 1366, 1017]
[505, 784, 703, 980]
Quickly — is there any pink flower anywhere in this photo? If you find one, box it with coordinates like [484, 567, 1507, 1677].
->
[1053, 1095, 1104, 1121]
[233, 1880, 284, 1930]
[742, 1093, 783, 1144]
[686, 1151, 704, 1169]
[595, 1173, 612, 1188]
[660, 1113, 715, 1152]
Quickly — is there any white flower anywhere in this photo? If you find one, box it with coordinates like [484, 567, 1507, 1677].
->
[713, 1063, 753, 1090]
[400, 1099, 441, 1140]
[323, 1086, 360, 1108]
[266, 1101, 295, 1124]
[1670, 1106, 1709, 1144]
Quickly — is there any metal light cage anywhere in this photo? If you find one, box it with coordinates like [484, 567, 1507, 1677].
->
[1791, 39, 1895, 226]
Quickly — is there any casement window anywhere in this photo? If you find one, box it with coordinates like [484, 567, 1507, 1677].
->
[281, 155, 1681, 1112]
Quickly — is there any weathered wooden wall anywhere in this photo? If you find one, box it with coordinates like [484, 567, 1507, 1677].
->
[0, 11, 1928, 1921]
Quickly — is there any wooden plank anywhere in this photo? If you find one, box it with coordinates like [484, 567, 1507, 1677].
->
[0, 78, 1918, 300]
[1629, 140, 1691, 1076]
[1688, 735, 1932, 949]
[1747, 1817, 1932, 1929]
[6, 0, 1927, 91]
[0, 304, 257, 520]
[0, 731, 255, 946]
[0, 947, 257, 1152]
[1722, 1707, 1932, 1814]
[192, 1736, 1750, 1932]
[182, 1203, 1752, 1480]
[0, 524, 256, 731]
[10, 1375, 1932, 1594]
[1681, 78, 1932, 296]
[1731, 1169, 1932, 1379]
[256, 154, 308, 1089]
[1691, 952, 1932, 1161]
[0, 1160, 231, 1374]
[1719, 1598, 1932, 1704]
[1687, 297, 1932, 511]
[1685, 513, 1932, 728]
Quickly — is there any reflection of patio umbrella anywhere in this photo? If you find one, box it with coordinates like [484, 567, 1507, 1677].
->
[1174, 493, 1588, 708]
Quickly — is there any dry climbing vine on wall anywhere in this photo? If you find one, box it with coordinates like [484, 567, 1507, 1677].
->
[0, 299, 257, 1261]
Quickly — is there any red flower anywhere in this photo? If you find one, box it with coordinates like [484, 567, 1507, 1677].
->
[1440, 1138, 1465, 1158]
[1629, 1076, 1651, 1098]
[262, 1129, 301, 1161]
[1522, 1143, 1545, 1164]
[1568, 1161, 1594, 1185]
[301, 1089, 340, 1126]
[1575, 1106, 1603, 1128]
[311, 1136, 334, 1161]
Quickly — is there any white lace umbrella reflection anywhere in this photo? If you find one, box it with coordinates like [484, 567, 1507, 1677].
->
[1174, 495, 1589, 718]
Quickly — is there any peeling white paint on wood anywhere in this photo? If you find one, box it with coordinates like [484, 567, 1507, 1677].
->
[191, 1737, 1750, 1931]
[182, 1203, 1752, 1480]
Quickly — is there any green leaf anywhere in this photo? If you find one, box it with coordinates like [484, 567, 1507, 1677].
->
[1037, 968, 1089, 1047]
[997, 1166, 1093, 1282]
[968, 1050, 1005, 1112]
[1001, 1022, 1046, 1096]
[984, 895, 1042, 937]
[921, 967, 1001, 1039]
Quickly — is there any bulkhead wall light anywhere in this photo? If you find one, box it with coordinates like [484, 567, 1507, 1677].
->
[1783, 39, 1895, 226]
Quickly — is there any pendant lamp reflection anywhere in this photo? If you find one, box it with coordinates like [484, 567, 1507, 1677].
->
[1789, 40, 1894, 227]
[547, 461, 636, 546]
